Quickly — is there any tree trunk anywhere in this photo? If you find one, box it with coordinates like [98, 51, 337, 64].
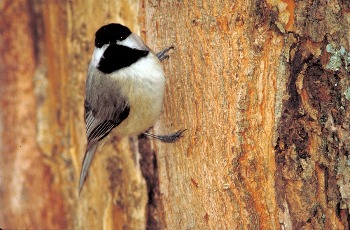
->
[1, 0, 350, 229]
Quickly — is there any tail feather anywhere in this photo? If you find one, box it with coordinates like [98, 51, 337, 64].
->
[78, 143, 98, 195]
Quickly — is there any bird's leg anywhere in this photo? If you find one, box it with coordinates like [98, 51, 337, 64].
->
[156, 46, 174, 61]
[153, 46, 183, 143]
[143, 129, 186, 143]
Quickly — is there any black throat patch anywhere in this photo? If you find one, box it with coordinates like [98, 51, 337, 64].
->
[98, 45, 149, 74]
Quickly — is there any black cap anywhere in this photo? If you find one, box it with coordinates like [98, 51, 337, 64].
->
[95, 23, 132, 48]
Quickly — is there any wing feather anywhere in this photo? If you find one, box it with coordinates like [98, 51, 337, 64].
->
[84, 101, 130, 144]
[79, 63, 130, 194]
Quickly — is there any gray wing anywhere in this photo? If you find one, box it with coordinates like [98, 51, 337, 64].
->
[79, 99, 129, 194]
[84, 65, 130, 144]
[84, 100, 130, 144]
[79, 69, 130, 193]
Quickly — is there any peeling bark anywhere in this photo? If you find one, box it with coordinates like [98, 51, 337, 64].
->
[1, 0, 350, 229]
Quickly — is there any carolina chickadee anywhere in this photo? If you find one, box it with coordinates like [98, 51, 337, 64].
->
[79, 23, 185, 193]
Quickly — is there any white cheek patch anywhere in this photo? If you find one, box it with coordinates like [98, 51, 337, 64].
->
[91, 44, 108, 67]
[117, 34, 148, 51]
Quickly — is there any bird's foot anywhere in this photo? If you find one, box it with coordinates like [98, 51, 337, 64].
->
[156, 46, 174, 61]
[143, 129, 186, 143]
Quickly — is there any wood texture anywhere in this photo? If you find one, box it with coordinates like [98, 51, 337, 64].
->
[1, 0, 147, 229]
[1, 0, 350, 229]
[146, 1, 283, 229]
[0, 1, 67, 228]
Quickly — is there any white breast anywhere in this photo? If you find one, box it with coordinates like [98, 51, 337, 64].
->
[111, 52, 166, 135]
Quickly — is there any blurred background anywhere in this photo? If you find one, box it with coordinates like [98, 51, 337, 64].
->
[0, 1, 151, 229]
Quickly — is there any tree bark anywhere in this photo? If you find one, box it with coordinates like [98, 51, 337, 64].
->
[1, 0, 350, 229]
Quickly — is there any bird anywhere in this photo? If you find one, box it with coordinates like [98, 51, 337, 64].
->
[78, 23, 185, 194]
